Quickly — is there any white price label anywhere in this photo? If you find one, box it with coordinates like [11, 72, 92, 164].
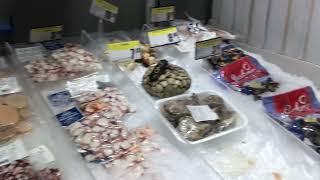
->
[29, 25, 63, 43]
[0, 77, 22, 96]
[195, 38, 222, 60]
[15, 45, 46, 63]
[187, 105, 219, 122]
[0, 140, 27, 166]
[66, 74, 110, 97]
[29, 145, 55, 169]
[151, 6, 175, 23]
[90, 0, 119, 23]
[106, 41, 141, 61]
[148, 27, 180, 47]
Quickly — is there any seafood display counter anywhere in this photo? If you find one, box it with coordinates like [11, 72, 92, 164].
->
[1, 23, 320, 180]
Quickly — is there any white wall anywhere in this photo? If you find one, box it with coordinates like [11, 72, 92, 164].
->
[211, 0, 320, 65]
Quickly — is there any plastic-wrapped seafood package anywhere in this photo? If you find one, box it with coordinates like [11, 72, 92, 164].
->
[105, 126, 215, 180]
[262, 86, 320, 154]
[0, 76, 33, 143]
[0, 158, 62, 180]
[67, 111, 137, 164]
[0, 158, 38, 180]
[23, 44, 102, 82]
[211, 49, 279, 100]
[0, 141, 62, 180]
[73, 87, 133, 116]
[65, 76, 136, 164]
[66, 74, 130, 110]
[156, 92, 247, 144]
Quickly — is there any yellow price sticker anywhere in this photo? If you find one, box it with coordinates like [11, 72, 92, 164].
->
[107, 41, 140, 51]
[148, 27, 177, 37]
[197, 38, 222, 49]
[152, 6, 175, 14]
[31, 25, 63, 33]
[95, 0, 118, 14]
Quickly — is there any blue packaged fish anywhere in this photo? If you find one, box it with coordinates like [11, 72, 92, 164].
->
[213, 56, 279, 100]
[262, 86, 320, 153]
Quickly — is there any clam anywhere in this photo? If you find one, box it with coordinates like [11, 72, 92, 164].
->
[142, 60, 191, 98]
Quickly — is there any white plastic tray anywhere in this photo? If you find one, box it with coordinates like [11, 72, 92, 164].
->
[155, 91, 248, 145]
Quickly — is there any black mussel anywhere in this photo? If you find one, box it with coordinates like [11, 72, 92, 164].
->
[149, 60, 169, 82]
[303, 123, 320, 146]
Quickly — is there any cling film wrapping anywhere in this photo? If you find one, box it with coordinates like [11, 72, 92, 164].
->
[262, 86, 320, 153]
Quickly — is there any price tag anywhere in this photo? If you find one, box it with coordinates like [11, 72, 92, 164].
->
[148, 27, 180, 47]
[15, 45, 46, 63]
[106, 40, 141, 61]
[195, 37, 222, 60]
[90, 0, 119, 23]
[187, 105, 219, 122]
[29, 145, 55, 169]
[0, 140, 27, 166]
[29, 25, 63, 43]
[151, 6, 175, 23]
[66, 74, 110, 96]
[0, 77, 22, 96]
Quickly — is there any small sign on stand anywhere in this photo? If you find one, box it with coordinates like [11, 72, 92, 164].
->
[29, 25, 63, 43]
[106, 40, 141, 61]
[147, 27, 180, 47]
[151, 6, 175, 23]
[195, 37, 222, 60]
[89, 0, 119, 23]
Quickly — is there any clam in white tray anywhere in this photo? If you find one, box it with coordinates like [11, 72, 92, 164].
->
[155, 91, 248, 144]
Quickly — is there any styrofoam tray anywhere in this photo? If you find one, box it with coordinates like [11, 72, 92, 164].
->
[155, 91, 248, 144]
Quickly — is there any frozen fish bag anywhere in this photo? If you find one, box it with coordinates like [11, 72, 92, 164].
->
[207, 43, 246, 70]
[24, 44, 102, 83]
[262, 86, 320, 153]
[67, 112, 137, 164]
[262, 87, 320, 122]
[214, 56, 279, 99]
